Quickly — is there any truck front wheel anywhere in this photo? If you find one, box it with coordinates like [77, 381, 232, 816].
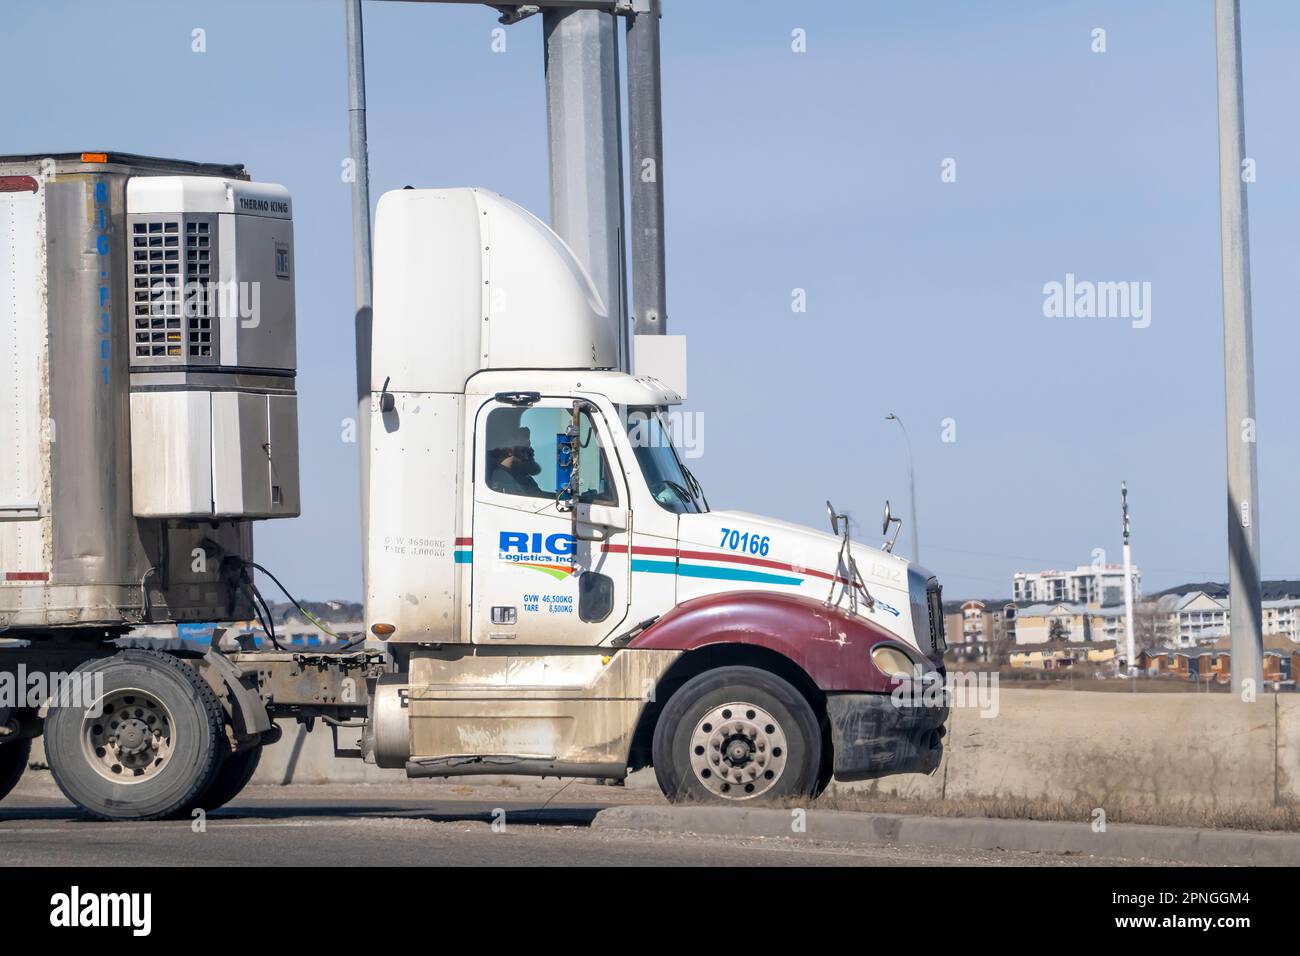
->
[652, 666, 822, 803]
[45, 650, 228, 821]
[0, 738, 32, 804]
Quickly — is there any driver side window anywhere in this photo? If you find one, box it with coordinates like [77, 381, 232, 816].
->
[483, 405, 617, 505]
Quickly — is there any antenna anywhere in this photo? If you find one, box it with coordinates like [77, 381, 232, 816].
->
[1121, 480, 1130, 545]
[1122, 481, 1136, 678]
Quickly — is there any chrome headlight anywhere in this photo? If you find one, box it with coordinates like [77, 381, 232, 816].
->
[872, 644, 921, 680]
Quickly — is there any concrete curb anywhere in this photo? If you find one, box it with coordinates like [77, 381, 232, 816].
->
[590, 805, 1300, 865]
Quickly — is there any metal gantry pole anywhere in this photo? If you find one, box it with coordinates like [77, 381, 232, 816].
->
[1214, 0, 1263, 698]
[543, 6, 629, 371]
[625, 0, 666, 336]
[346, 0, 374, 595]
[886, 414, 919, 562]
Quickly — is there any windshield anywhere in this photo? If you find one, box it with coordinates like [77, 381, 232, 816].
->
[624, 406, 708, 514]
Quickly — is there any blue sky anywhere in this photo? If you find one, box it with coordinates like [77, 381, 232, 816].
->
[5, 0, 1299, 600]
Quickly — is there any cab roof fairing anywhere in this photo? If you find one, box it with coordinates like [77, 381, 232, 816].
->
[464, 369, 682, 407]
[370, 187, 618, 395]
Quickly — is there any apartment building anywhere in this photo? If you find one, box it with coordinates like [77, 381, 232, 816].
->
[1013, 603, 1087, 644]
[1013, 603, 1131, 645]
[1012, 563, 1141, 606]
[1264, 599, 1300, 641]
[1153, 592, 1229, 647]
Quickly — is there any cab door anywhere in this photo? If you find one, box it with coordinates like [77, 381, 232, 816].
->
[470, 396, 630, 646]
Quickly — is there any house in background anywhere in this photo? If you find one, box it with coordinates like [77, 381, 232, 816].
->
[952, 599, 1017, 643]
[1135, 638, 1296, 688]
[943, 598, 1017, 647]
[1009, 640, 1117, 671]
[1207, 634, 1296, 687]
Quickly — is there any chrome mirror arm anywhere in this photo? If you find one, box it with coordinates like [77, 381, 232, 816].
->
[823, 504, 876, 612]
[881, 499, 903, 554]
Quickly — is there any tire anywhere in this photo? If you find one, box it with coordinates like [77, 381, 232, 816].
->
[0, 738, 31, 804]
[45, 649, 228, 821]
[652, 666, 822, 804]
[192, 743, 262, 812]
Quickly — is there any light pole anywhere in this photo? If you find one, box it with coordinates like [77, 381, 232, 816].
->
[885, 413, 919, 562]
[345, 0, 373, 603]
[1214, 0, 1264, 698]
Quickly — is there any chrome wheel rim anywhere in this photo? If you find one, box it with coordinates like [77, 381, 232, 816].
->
[688, 701, 788, 800]
[81, 688, 175, 784]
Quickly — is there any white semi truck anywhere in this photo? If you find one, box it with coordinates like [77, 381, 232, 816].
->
[0, 153, 947, 820]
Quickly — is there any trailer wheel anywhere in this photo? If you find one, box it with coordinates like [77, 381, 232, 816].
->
[45, 649, 228, 821]
[0, 738, 32, 804]
[193, 743, 263, 812]
[652, 666, 821, 804]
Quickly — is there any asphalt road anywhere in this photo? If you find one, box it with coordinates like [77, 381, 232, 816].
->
[0, 775, 1178, 867]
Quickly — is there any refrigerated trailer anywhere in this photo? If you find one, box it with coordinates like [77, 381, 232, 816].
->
[0, 153, 297, 631]
[0, 154, 948, 820]
[0, 153, 365, 818]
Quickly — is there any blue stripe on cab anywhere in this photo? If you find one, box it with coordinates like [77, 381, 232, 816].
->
[631, 559, 802, 587]
[630, 559, 677, 575]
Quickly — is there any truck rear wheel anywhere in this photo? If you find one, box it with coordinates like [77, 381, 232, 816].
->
[652, 666, 821, 804]
[192, 743, 263, 812]
[0, 738, 32, 803]
[45, 649, 228, 821]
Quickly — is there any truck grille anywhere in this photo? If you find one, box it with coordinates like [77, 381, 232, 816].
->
[926, 578, 946, 652]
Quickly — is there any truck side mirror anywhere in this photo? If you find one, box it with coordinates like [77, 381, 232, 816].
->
[881, 500, 902, 554]
[559, 400, 607, 546]
[556, 432, 574, 511]
[555, 415, 579, 514]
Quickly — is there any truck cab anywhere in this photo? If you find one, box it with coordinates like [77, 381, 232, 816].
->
[0, 168, 944, 823]
[365, 187, 948, 802]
